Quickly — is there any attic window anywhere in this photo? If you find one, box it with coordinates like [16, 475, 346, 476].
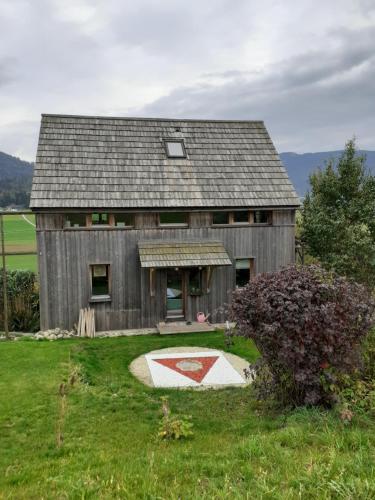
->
[65, 214, 87, 228]
[253, 210, 272, 224]
[114, 213, 134, 228]
[233, 211, 249, 224]
[159, 212, 188, 226]
[164, 140, 186, 158]
[91, 213, 110, 226]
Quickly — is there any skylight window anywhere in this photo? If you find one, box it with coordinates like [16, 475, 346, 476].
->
[164, 140, 186, 158]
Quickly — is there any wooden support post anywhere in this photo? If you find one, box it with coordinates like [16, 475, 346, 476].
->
[0, 214, 9, 339]
[206, 266, 214, 293]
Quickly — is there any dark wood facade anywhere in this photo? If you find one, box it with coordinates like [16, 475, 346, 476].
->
[36, 209, 295, 331]
[31, 115, 300, 331]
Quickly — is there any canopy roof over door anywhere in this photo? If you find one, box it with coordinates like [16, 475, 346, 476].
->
[138, 241, 232, 268]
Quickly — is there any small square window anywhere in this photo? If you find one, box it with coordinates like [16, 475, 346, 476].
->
[91, 264, 110, 297]
[65, 214, 87, 228]
[164, 140, 186, 158]
[233, 211, 249, 224]
[91, 213, 109, 225]
[212, 211, 230, 225]
[235, 258, 254, 288]
[114, 213, 134, 227]
[159, 212, 188, 226]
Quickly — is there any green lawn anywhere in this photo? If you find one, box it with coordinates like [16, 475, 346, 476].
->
[5, 254, 38, 272]
[2, 214, 37, 271]
[1, 332, 374, 499]
[3, 214, 36, 246]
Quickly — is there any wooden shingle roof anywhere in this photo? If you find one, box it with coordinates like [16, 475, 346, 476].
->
[138, 241, 232, 268]
[30, 114, 300, 209]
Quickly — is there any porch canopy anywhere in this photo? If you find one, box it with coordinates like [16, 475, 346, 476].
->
[138, 241, 232, 268]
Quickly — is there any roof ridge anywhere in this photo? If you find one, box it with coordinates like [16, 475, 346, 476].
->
[41, 113, 264, 124]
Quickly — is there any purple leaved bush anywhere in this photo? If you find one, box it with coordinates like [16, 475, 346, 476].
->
[229, 265, 375, 406]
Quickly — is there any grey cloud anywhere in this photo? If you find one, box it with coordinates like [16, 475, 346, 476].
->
[107, 0, 255, 57]
[0, 120, 39, 160]
[139, 27, 375, 152]
[0, 58, 16, 87]
[1, 0, 374, 160]
[268, 26, 375, 90]
[358, 0, 375, 13]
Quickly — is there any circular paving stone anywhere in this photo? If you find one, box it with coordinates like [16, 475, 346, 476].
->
[129, 346, 253, 389]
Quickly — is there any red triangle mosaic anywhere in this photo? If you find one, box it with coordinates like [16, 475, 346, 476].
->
[153, 356, 219, 383]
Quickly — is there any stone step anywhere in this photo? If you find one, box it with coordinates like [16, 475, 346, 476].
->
[157, 321, 217, 335]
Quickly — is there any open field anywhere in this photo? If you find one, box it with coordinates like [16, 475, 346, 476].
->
[1, 332, 374, 499]
[2, 213, 37, 272]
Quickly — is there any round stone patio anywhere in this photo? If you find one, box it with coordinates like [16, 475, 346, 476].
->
[129, 346, 252, 389]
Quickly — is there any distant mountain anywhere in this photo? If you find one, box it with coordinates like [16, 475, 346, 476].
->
[1, 148, 375, 208]
[280, 150, 375, 197]
[0, 151, 34, 208]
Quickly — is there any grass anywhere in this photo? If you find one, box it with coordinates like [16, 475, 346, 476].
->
[5, 254, 38, 272]
[2, 214, 37, 271]
[1, 332, 375, 499]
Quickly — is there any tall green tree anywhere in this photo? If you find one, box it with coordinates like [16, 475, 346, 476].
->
[302, 139, 375, 287]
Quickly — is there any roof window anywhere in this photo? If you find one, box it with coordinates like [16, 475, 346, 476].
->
[164, 139, 186, 158]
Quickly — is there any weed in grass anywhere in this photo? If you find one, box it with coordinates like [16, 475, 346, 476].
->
[55, 362, 87, 448]
[158, 396, 194, 440]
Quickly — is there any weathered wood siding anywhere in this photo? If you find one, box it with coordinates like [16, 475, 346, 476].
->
[36, 210, 295, 330]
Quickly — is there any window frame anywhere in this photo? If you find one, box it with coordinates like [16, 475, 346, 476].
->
[65, 213, 137, 230]
[231, 210, 251, 225]
[253, 210, 273, 225]
[163, 139, 187, 159]
[211, 210, 273, 227]
[188, 267, 204, 296]
[89, 263, 111, 302]
[212, 211, 231, 226]
[234, 257, 255, 288]
[113, 213, 135, 228]
[89, 213, 112, 227]
[158, 212, 189, 227]
[64, 213, 88, 228]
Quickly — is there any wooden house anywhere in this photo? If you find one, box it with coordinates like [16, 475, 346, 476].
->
[30, 115, 300, 331]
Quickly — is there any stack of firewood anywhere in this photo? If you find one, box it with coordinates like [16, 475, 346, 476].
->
[77, 308, 95, 338]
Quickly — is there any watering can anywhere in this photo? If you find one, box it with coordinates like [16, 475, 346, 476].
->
[197, 312, 210, 323]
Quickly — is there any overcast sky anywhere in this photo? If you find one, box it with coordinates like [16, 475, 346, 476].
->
[0, 0, 374, 161]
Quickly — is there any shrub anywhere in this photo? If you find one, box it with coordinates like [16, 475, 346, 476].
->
[362, 327, 375, 380]
[334, 329, 375, 418]
[228, 265, 375, 407]
[0, 269, 40, 332]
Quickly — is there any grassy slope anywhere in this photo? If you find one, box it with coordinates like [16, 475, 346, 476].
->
[3, 214, 37, 271]
[1, 332, 374, 499]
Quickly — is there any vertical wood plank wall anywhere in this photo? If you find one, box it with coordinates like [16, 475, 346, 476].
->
[36, 210, 296, 330]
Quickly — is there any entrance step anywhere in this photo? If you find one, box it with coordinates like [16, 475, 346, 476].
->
[157, 321, 217, 335]
[166, 315, 185, 323]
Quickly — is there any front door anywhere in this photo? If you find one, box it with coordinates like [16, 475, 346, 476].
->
[166, 269, 185, 319]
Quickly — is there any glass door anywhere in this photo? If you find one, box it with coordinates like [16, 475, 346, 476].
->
[166, 269, 184, 319]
